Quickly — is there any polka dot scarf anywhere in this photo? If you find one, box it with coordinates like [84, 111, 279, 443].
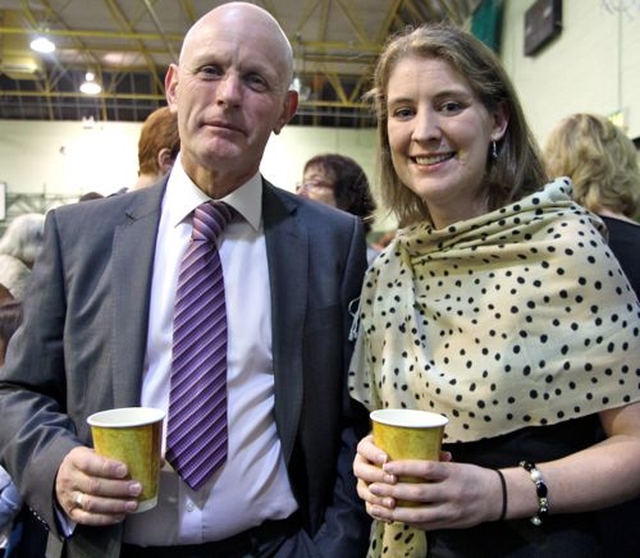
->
[349, 178, 640, 444]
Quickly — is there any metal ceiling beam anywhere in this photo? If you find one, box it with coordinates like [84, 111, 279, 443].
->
[0, 25, 184, 42]
[105, 0, 165, 92]
[0, 26, 381, 58]
[33, 0, 109, 120]
[0, 88, 164, 101]
[0, 0, 475, 123]
[0, 86, 370, 109]
[404, 0, 428, 24]
[375, 0, 405, 44]
[141, 0, 179, 63]
[180, 0, 198, 25]
[318, 0, 330, 42]
[335, 0, 371, 46]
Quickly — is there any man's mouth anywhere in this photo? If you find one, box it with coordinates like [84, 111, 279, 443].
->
[208, 120, 243, 133]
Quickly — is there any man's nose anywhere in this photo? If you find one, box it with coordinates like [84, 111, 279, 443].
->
[216, 73, 242, 105]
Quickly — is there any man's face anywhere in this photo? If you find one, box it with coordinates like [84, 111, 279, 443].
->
[166, 6, 297, 188]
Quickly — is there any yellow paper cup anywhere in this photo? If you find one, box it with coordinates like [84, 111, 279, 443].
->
[87, 407, 165, 513]
[371, 409, 448, 504]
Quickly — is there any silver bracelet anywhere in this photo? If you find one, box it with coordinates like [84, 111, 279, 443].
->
[519, 461, 549, 526]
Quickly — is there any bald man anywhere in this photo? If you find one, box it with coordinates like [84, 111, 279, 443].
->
[0, 3, 370, 557]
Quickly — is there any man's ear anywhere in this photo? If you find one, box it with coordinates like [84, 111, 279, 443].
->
[165, 64, 179, 110]
[273, 90, 299, 135]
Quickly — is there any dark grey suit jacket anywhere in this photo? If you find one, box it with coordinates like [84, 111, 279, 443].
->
[0, 178, 371, 557]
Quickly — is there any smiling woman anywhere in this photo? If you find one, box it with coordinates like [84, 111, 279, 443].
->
[367, 25, 546, 230]
[349, 22, 640, 558]
[385, 55, 508, 228]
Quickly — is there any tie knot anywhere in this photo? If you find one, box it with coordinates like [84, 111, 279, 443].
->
[192, 202, 235, 242]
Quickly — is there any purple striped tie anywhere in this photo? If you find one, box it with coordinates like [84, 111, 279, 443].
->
[166, 201, 235, 490]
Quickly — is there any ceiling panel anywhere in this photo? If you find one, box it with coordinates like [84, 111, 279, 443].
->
[0, 0, 479, 126]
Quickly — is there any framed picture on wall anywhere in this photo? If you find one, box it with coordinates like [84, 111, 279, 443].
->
[0, 182, 5, 221]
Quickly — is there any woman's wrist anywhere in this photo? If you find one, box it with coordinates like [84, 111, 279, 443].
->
[519, 461, 549, 525]
[495, 469, 508, 521]
[495, 465, 551, 522]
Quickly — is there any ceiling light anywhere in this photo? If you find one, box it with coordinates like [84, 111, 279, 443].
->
[30, 36, 56, 54]
[80, 72, 102, 95]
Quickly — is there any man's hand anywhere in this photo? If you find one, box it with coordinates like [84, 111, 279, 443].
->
[55, 446, 142, 525]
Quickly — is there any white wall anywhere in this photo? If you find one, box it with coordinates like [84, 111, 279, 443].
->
[0, 119, 395, 230]
[0, 119, 378, 198]
[263, 125, 376, 192]
[262, 125, 396, 231]
[501, 0, 640, 145]
[0, 119, 141, 197]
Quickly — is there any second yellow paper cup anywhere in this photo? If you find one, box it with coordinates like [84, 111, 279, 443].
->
[371, 408, 448, 504]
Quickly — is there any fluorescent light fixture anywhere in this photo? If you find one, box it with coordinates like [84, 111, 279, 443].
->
[80, 71, 102, 95]
[30, 36, 56, 54]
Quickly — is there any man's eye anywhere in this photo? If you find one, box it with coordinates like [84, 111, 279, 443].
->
[245, 74, 268, 91]
[199, 65, 223, 78]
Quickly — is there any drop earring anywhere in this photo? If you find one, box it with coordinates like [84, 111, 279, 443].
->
[491, 141, 498, 161]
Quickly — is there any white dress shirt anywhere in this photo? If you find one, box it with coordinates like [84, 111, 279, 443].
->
[122, 160, 298, 545]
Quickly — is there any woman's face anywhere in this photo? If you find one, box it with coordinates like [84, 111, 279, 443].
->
[297, 164, 337, 207]
[385, 55, 507, 228]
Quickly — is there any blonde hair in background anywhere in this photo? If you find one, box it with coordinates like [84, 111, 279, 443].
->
[544, 113, 640, 219]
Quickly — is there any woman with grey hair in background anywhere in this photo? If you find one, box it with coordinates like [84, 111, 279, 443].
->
[0, 213, 46, 299]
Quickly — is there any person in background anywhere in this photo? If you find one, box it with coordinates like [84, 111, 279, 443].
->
[0, 213, 45, 299]
[544, 112, 640, 296]
[0, 285, 11, 305]
[0, 3, 370, 557]
[110, 106, 181, 196]
[0, 299, 20, 366]
[0, 299, 22, 557]
[78, 191, 105, 202]
[544, 112, 640, 557]
[370, 229, 397, 252]
[132, 106, 181, 191]
[348, 23, 640, 557]
[298, 153, 379, 263]
[0, 463, 19, 558]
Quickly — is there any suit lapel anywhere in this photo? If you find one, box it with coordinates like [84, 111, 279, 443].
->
[111, 185, 165, 407]
[263, 182, 307, 464]
[107, 180, 307, 457]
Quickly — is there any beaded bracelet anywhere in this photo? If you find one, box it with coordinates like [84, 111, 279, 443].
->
[519, 460, 549, 526]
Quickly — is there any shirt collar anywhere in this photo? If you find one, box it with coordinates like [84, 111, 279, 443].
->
[164, 158, 263, 231]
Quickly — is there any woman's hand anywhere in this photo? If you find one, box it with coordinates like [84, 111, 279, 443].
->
[353, 434, 503, 530]
[353, 434, 398, 512]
